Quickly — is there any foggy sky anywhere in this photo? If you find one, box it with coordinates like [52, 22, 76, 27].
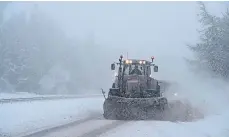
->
[3, 1, 225, 85]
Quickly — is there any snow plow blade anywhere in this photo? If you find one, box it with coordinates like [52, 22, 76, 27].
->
[103, 96, 168, 120]
[103, 96, 203, 122]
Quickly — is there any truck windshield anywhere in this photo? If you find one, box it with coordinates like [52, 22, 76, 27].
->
[124, 64, 144, 75]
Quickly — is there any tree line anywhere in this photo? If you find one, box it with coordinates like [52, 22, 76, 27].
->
[188, 2, 229, 81]
[0, 3, 111, 94]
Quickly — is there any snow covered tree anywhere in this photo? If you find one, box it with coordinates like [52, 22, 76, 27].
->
[19, 5, 74, 93]
[0, 2, 15, 92]
[188, 2, 229, 79]
[0, 4, 74, 94]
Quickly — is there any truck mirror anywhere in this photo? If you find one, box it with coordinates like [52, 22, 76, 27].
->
[151, 56, 154, 62]
[154, 65, 158, 72]
[111, 63, 115, 70]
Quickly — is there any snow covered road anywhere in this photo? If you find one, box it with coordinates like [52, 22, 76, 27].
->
[22, 112, 229, 137]
[1, 96, 229, 137]
[40, 118, 127, 137]
[0, 97, 104, 137]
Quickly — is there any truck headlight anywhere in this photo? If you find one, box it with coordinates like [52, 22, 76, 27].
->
[174, 93, 178, 96]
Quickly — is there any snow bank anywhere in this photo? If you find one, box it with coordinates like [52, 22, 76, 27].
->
[0, 92, 102, 101]
[0, 92, 40, 99]
[0, 97, 104, 137]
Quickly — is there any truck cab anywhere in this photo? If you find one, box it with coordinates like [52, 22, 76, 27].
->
[109, 56, 160, 98]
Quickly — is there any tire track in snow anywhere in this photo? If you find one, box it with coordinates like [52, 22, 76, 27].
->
[19, 114, 102, 137]
[38, 118, 129, 137]
[79, 120, 128, 137]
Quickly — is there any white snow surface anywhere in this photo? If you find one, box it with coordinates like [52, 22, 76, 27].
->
[0, 95, 229, 137]
[0, 92, 102, 99]
[99, 110, 229, 137]
[0, 97, 104, 137]
[0, 92, 41, 99]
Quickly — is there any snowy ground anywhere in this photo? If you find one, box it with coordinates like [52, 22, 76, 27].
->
[0, 92, 102, 101]
[99, 111, 229, 137]
[0, 97, 104, 137]
[36, 107, 229, 137]
[0, 92, 42, 99]
[0, 95, 229, 137]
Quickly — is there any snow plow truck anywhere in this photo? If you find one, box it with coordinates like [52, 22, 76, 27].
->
[102, 55, 169, 120]
[101, 55, 204, 121]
